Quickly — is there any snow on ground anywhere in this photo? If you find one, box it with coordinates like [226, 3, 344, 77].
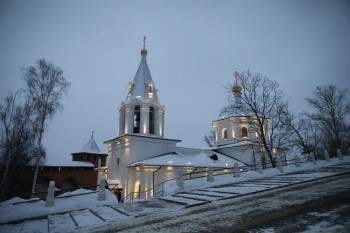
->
[0, 156, 349, 230]
[299, 204, 350, 233]
[301, 219, 350, 233]
[162, 156, 350, 196]
[248, 204, 350, 233]
[0, 189, 117, 224]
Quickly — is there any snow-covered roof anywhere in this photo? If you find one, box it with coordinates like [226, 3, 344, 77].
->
[73, 135, 106, 155]
[125, 53, 159, 104]
[43, 161, 95, 167]
[209, 140, 257, 150]
[209, 140, 285, 151]
[129, 147, 246, 168]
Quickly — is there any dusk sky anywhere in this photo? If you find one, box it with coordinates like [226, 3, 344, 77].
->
[1, 0, 349, 164]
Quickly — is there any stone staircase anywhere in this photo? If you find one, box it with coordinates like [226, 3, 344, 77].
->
[157, 162, 350, 208]
[1, 162, 350, 233]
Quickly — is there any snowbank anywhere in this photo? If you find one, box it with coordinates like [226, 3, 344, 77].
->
[0, 189, 117, 224]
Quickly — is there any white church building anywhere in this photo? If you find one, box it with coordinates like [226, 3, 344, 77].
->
[104, 40, 283, 199]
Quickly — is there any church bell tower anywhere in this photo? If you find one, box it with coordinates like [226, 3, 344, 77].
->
[117, 37, 165, 137]
[105, 38, 180, 197]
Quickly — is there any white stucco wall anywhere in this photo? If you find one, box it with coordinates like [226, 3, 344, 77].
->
[105, 134, 180, 197]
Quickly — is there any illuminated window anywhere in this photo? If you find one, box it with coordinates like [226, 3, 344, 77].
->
[241, 127, 248, 138]
[148, 84, 154, 99]
[149, 107, 155, 134]
[222, 128, 228, 140]
[133, 106, 140, 133]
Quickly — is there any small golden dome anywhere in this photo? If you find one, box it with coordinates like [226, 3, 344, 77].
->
[232, 84, 242, 93]
[141, 48, 148, 55]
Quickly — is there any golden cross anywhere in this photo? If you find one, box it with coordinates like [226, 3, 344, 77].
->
[234, 71, 239, 84]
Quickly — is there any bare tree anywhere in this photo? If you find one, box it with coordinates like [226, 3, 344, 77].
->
[281, 108, 322, 157]
[222, 70, 288, 167]
[203, 130, 216, 147]
[305, 85, 350, 154]
[0, 91, 35, 198]
[22, 59, 70, 197]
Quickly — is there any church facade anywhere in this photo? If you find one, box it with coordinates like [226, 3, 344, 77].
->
[104, 40, 285, 199]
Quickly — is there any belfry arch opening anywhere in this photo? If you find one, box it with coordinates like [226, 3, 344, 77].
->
[149, 106, 155, 134]
[133, 106, 141, 133]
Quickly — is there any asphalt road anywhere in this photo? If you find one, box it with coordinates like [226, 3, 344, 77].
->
[88, 173, 350, 233]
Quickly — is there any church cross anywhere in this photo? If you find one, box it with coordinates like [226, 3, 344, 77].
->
[91, 130, 94, 139]
[143, 36, 146, 49]
[234, 71, 239, 84]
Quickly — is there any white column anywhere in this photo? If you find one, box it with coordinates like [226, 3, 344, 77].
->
[45, 181, 55, 207]
[154, 108, 160, 137]
[118, 109, 125, 136]
[162, 111, 165, 137]
[125, 107, 133, 134]
[141, 106, 149, 135]
[98, 176, 106, 201]
[158, 109, 164, 137]
[96, 158, 101, 190]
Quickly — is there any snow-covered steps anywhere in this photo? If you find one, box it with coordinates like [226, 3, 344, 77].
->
[188, 190, 235, 198]
[0, 219, 48, 233]
[206, 186, 267, 194]
[90, 205, 129, 221]
[260, 177, 307, 182]
[0, 222, 24, 233]
[113, 199, 184, 217]
[173, 192, 220, 201]
[158, 196, 210, 207]
[243, 179, 294, 185]
[49, 207, 127, 232]
[49, 213, 78, 232]
[158, 169, 350, 209]
[20, 219, 48, 233]
[279, 172, 338, 180]
[70, 209, 104, 227]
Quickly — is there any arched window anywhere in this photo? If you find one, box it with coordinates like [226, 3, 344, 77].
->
[149, 107, 155, 134]
[133, 106, 140, 133]
[222, 128, 228, 140]
[241, 127, 248, 138]
[148, 85, 153, 93]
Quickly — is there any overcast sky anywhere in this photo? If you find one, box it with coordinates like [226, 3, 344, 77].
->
[1, 0, 350, 164]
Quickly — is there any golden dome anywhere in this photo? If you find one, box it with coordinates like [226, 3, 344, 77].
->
[232, 84, 242, 93]
[141, 48, 148, 55]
